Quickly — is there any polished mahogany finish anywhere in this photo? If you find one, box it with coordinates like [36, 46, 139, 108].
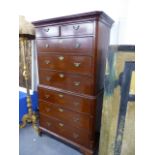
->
[38, 53, 93, 76]
[36, 37, 93, 53]
[40, 114, 94, 148]
[38, 87, 96, 115]
[35, 26, 60, 38]
[33, 11, 114, 155]
[39, 70, 94, 95]
[39, 100, 94, 132]
[61, 22, 94, 36]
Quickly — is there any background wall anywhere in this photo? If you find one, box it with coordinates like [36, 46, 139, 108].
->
[18, 0, 135, 45]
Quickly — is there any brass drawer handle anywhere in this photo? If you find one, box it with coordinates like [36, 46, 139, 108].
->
[58, 56, 64, 61]
[44, 60, 50, 64]
[59, 73, 64, 78]
[44, 28, 49, 32]
[45, 94, 50, 99]
[45, 44, 49, 48]
[46, 122, 51, 127]
[73, 133, 79, 139]
[46, 76, 51, 81]
[58, 108, 64, 112]
[73, 25, 80, 30]
[58, 94, 64, 98]
[45, 108, 50, 112]
[74, 81, 80, 86]
[75, 43, 81, 48]
[73, 117, 80, 122]
[73, 102, 79, 106]
[59, 123, 64, 127]
[73, 62, 81, 67]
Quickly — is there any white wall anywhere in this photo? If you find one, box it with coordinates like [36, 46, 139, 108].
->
[18, 0, 135, 45]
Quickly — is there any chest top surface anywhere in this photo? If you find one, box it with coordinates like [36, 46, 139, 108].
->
[32, 11, 114, 27]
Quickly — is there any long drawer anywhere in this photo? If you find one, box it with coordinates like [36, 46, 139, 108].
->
[38, 87, 96, 115]
[39, 100, 94, 132]
[36, 37, 93, 53]
[38, 53, 93, 75]
[39, 70, 94, 95]
[40, 113, 94, 148]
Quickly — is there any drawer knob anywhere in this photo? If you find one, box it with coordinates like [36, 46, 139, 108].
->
[46, 76, 51, 81]
[44, 28, 49, 32]
[74, 81, 80, 86]
[58, 94, 64, 98]
[45, 94, 50, 99]
[73, 133, 79, 139]
[59, 73, 64, 78]
[45, 44, 49, 48]
[45, 108, 50, 112]
[75, 43, 81, 48]
[73, 25, 80, 30]
[58, 108, 64, 112]
[59, 123, 64, 127]
[73, 62, 81, 67]
[44, 60, 51, 64]
[46, 122, 51, 127]
[58, 56, 64, 61]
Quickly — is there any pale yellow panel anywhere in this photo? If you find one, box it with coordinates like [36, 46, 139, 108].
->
[121, 101, 135, 155]
[99, 96, 114, 155]
[129, 71, 135, 95]
[107, 86, 121, 155]
[115, 52, 135, 79]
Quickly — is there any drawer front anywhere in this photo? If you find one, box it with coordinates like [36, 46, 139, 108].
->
[38, 53, 93, 75]
[36, 37, 93, 53]
[39, 70, 94, 95]
[39, 100, 94, 132]
[38, 87, 96, 115]
[36, 26, 59, 38]
[40, 114, 94, 148]
[61, 22, 94, 36]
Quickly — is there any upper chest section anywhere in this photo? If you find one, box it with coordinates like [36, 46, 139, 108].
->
[35, 22, 95, 38]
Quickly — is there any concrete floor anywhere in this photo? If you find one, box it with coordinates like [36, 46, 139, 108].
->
[19, 125, 82, 155]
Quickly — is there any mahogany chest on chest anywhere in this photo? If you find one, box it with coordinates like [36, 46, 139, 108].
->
[33, 11, 113, 155]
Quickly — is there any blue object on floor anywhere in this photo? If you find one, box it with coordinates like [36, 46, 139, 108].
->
[19, 125, 82, 155]
[19, 91, 38, 123]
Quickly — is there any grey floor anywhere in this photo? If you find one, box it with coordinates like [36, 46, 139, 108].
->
[19, 125, 82, 155]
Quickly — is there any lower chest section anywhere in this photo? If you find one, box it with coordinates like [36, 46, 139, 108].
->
[38, 86, 99, 148]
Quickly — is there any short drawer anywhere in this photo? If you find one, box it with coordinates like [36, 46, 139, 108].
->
[38, 87, 96, 115]
[39, 114, 94, 148]
[39, 100, 94, 132]
[39, 70, 94, 95]
[38, 53, 93, 75]
[35, 26, 59, 38]
[61, 22, 94, 36]
[36, 37, 93, 53]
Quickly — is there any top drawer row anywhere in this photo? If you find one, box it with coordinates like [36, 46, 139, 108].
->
[35, 22, 94, 38]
